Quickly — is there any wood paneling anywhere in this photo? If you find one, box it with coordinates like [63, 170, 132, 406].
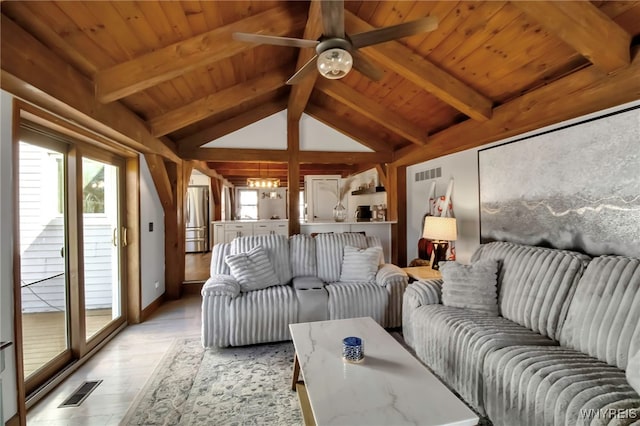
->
[149, 68, 290, 136]
[0, 15, 180, 163]
[96, 4, 307, 102]
[315, 78, 428, 146]
[513, 1, 631, 73]
[344, 10, 493, 121]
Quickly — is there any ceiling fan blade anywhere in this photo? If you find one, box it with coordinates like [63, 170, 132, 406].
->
[321, 0, 345, 38]
[233, 32, 319, 49]
[352, 51, 384, 82]
[350, 16, 438, 49]
[286, 54, 319, 85]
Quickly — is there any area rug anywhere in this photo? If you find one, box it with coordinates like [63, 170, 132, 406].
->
[121, 338, 302, 425]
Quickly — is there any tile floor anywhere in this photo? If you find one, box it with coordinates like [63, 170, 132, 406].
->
[26, 295, 202, 425]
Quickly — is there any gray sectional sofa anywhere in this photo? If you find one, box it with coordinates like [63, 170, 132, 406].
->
[403, 241, 640, 426]
[201, 232, 408, 348]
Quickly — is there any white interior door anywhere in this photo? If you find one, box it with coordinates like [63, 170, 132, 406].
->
[311, 179, 339, 221]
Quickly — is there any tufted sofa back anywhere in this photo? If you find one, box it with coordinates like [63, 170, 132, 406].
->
[314, 233, 369, 283]
[471, 241, 590, 341]
[560, 255, 640, 369]
[230, 234, 292, 285]
[289, 234, 317, 278]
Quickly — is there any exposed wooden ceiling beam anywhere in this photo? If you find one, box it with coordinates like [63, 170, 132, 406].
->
[304, 103, 394, 153]
[209, 162, 354, 173]
[513, 1, 631, 74]
[393, 47, 640, 167]
[183, 148, 289, 162]
[149, 68, 290, 137]
[95, 5, 307, 103]
[144, 154, 174, 208]
[0, 15, 180, 163]
[315, 78, 428, 146]
[344, 11, 493, 122]
[299, 151, 392, 164]
[183, 147, 392, 163]
[287, 0, 323, 121]
[177, 99, 288, 154]
[190, 160, 233, 187]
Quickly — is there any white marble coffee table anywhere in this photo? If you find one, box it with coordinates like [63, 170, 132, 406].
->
[289, 317, 479, 426]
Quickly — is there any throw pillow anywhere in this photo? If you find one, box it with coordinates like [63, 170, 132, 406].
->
[627, 349, 640, 394]
[440, 259, 499, 315]
[340, 245, 383, 283]
[224, 245, 280, 292]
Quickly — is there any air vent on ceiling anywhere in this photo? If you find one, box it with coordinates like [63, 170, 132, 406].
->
[59, 380, 102, 408]
[415, 167, 442, 182]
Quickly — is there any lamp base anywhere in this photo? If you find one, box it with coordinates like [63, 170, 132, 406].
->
[430, 241, 449, 271]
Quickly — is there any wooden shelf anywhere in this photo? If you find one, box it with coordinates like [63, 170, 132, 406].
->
[351, 186, 385, 195]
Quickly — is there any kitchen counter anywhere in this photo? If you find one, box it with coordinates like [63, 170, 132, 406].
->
[212, 219, 288, 223]
[300, 220, 396, 225]
[300, 221, 394, 263]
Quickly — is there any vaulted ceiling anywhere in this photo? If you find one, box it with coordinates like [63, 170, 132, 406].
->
[2, 1, 640, 188]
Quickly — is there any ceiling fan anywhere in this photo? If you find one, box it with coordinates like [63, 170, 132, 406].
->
[233, 1, 438, 85]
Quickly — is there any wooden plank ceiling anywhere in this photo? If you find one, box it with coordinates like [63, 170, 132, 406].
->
[2, 1, 640, 187]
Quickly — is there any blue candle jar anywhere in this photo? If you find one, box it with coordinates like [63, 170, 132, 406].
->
[342, 336, 364, 363]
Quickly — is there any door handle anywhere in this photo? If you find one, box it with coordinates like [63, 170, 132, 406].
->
[60, 247, 65, 258]
[122, 227, 128, 247]
[112, 227, 118, 247]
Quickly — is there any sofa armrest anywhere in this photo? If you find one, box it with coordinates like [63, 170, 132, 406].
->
[201, 275, 240, 298]
[627, 349, 640, 394]
[375, 263, 409, 288]
[405, 279, 443, 306]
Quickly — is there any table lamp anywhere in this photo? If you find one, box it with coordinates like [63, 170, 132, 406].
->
[422, 216, 457, 270]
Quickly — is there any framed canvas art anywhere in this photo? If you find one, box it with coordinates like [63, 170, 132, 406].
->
[478, 106, 640, 258]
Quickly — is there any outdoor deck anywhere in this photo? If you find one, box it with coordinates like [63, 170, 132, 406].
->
[22, 309, 112, 378]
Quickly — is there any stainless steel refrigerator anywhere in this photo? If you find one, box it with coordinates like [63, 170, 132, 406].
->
[185, 185, 209, 253]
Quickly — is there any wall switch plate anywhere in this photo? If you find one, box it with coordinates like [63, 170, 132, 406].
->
[148, 222, 153, 232]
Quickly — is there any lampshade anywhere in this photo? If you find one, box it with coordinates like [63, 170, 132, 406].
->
[317, 48, 353, 80]
[422, 216, 457, 241]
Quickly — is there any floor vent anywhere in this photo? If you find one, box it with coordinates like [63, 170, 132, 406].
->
[58, 380, 102, 408]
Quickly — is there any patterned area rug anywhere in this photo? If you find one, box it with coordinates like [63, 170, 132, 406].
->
[121, 338, 302, 425]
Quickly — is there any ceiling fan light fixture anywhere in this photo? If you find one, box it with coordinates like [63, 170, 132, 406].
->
[317, 48, 353, 80]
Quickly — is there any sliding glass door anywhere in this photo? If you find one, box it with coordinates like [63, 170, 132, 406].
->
[18, 138, 72, 382]
[81, 156, 123, 342]
[18, 125, 127, 396]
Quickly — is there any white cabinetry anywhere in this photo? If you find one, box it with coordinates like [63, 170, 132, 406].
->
[253, 222, 288, 236]
[223, 222, 253, 243]
[212, 221, 289, 245]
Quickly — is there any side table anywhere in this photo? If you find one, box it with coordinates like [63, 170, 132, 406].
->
[402, 266, 441, 282]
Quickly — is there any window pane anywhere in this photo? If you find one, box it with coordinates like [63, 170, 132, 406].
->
[239, 190, 258, 204]
[82, 158, 105, 213]
[239, 206, 258, 220]
[19, 141, 69, 378]
[82, 157, 121, 340]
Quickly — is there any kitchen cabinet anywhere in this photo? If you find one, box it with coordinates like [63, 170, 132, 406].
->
[253, 222, 288, 236]
[223, 222, 253, 243]
[212, 220, 289, 245]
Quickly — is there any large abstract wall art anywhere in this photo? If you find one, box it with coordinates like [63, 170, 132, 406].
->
[479, 106, 640, 258]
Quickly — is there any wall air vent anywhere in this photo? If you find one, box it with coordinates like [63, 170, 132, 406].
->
[415, 167, 442, 182]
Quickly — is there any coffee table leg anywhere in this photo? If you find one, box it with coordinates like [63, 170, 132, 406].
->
[292, 352, 300, 391]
